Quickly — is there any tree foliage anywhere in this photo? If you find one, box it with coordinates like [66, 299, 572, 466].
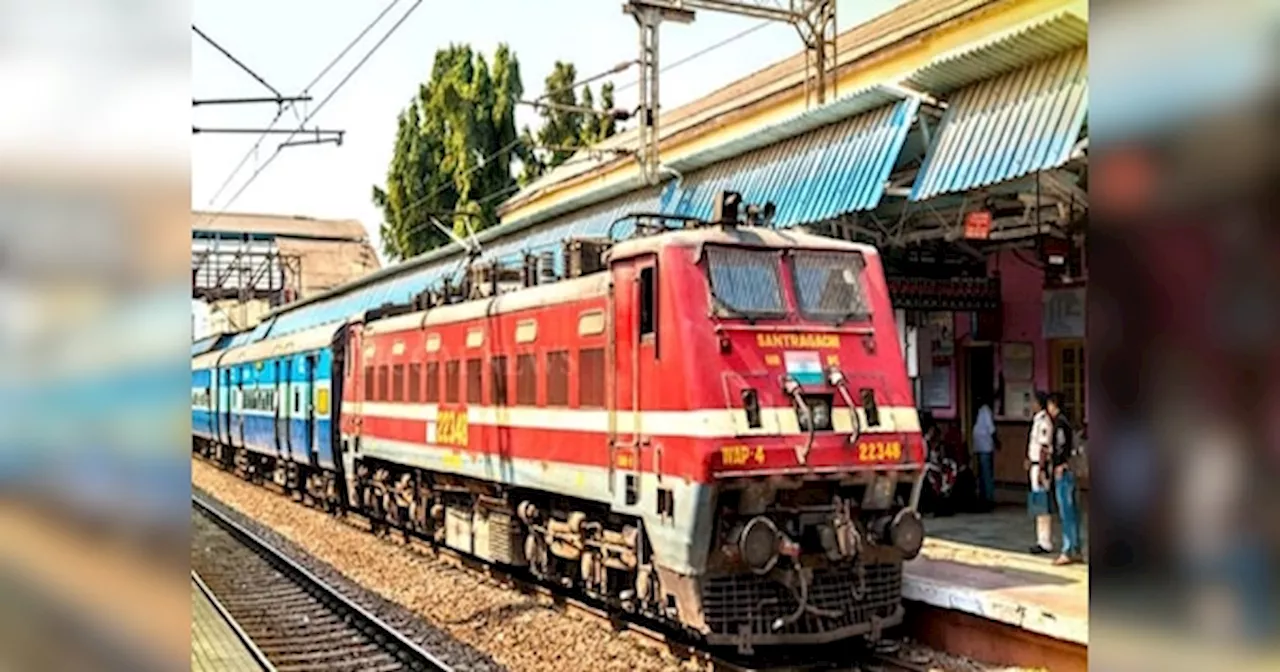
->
[518, 63, 621, 187]
[375, 50, 620, 261]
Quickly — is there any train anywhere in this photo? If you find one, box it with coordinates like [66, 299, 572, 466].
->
[193, 192, 927, 653]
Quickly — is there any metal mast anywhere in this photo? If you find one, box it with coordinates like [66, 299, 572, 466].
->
[624, 0, 837, 185]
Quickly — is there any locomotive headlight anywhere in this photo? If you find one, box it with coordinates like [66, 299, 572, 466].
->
[739, 515, 781, 574]
[796, 395, 833, 432]
[889, 509, 925, 560]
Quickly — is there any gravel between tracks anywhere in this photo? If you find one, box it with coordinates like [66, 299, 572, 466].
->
[192, 459, 1021, 672]
[193, 459, 696, 672]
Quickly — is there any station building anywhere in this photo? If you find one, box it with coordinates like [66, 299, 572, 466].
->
[191, 211, 380, 338]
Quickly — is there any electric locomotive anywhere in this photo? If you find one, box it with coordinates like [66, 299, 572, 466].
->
[193, 192, 926, 653]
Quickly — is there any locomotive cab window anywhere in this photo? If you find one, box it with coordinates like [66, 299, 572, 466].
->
[704, 246, 786, 319]
[790, 250, 871, 323]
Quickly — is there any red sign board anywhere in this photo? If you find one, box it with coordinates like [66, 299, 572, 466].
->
[963, 210, 992, 239]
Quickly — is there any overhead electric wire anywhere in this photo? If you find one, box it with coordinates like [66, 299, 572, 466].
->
[615, 21, 771, 93]
[199, 0, 422, 230]
[192, 25, 282, 97]
[200, 0, 406, 209]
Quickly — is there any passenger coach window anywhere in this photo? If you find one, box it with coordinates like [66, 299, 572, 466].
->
[426, 362, 440, 402]
[639, 266, 656, 336]
[546, 351, 569, 407]
[516, 354, 537, 405]
[790, 251, 871, 321]
[445, 361, 460, 403]
[490, 356, 509, 406]
[466, 359, 483, 404]
[705, 246, 785, 317]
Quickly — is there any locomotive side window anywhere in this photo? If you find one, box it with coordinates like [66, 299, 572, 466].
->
[408, 363, 422, 403]
[579, 348, 605, 408]
[490, 356, 509, 406]
[364, 366, 374, 400]
[466, 358, 483, 404]
[426, 362, 440, 402]
[704, 246, 785, 318]
[377, 365, 389, 402]
[516, 354, 538, 405]
[639, 266, 656, 337]
[392, 364, 405, 402]
[445, 360, 460, 403]
[546, 350, 569, 407]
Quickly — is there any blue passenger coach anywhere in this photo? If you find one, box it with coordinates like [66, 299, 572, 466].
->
[193, 323, 344, 503]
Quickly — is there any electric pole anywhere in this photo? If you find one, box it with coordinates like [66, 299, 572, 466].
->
[624, 0, 837, 185]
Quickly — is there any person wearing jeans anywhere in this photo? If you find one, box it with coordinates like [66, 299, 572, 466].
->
[972, 394, 997, 510]
[1047, 393, 1082, 565]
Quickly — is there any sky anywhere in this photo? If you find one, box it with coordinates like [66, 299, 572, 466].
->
[192, 0, 907, 262]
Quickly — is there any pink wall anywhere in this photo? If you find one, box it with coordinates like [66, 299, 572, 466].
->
[924, 249, 1050, 421]
[991, 249, 1052, 393]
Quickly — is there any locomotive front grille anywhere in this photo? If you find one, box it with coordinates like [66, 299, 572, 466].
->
[702, 562, 902, 642]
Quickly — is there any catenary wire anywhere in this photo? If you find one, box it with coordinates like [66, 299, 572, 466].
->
[200, 0, 406, 209]
[199, 0, 423, 230]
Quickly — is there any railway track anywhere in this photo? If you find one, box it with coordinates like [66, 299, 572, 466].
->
[193, 457, 934, 672]
[192, 494, 454, 672]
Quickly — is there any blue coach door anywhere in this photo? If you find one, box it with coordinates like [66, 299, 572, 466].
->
[236, 375, 246, 449]
[219, 369, 230, 446]
[278, 359, 292, 461]
[306, 354, 318, 466]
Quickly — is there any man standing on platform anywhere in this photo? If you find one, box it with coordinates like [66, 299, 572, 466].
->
[1026, 391, 1053, 554]
[1048, 393, 1083, 565]
[972, 393, 998, 511]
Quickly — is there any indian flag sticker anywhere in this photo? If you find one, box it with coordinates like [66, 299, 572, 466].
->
[783, 351, 825, 385]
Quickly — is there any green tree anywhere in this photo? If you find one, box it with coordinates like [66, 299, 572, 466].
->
[375, 49, 621, 260]
[372, 44, 522, 261]
[520, 63, 623, 186]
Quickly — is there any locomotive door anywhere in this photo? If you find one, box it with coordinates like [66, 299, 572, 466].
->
[610, 253, 658, 502]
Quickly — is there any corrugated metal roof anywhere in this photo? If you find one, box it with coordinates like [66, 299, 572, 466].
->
[503, 0, 998, 212]
[663, 97, 920, 225]
[904, 10, 1088, 95]
[910, 47, 1087, 201]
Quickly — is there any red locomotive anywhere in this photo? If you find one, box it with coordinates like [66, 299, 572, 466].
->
[341, 193, 926, 652]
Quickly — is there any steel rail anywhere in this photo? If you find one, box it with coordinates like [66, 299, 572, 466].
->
[192, 493, 455, 672]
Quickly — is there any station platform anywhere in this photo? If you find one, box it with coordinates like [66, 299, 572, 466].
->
[903, 505, 1089, 648]
[191, 574, 269, 672]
